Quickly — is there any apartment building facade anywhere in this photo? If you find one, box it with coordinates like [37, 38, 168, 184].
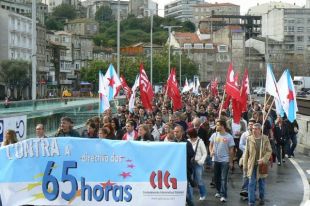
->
[164, 0, 203, 22]
[64, 18, 99, 36]
[192, 3, 240, 27]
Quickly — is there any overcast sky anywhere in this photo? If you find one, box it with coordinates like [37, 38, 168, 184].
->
[154, 0, 306, 16]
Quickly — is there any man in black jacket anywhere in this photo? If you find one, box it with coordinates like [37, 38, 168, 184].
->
[174, 125, 195, 206]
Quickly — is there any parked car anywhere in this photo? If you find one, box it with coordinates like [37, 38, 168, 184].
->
[253, 87, 264, 94]
[256, 88, 265, 96]
[297, 90, 310, 98]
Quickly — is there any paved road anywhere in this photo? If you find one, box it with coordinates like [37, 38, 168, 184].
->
[192, 153, 307, 206]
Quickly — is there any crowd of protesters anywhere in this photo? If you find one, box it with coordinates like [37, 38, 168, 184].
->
[0, 87, 299, 206]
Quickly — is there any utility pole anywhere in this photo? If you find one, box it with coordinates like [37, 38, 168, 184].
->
[117, 0, 120, 75]
[150, 10, 153, 85]
[162, 25, 182, 76]
[31, 0, 36, 100]
[179, 50, 182, 86]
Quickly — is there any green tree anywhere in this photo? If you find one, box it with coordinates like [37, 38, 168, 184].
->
[80, 60, 110, 91]
[95, 6, 113, 23]
[0, 60, 31, 100]
[45, 16, 64, 30]
[52, 4, 77, 20]
[181, 21, 196, 32]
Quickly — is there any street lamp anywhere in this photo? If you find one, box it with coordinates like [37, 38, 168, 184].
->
[145, 9, 154, 85]
[162, 25, 182, 76]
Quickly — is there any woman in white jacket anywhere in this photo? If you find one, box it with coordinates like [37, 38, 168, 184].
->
[187, 127, 208, 201]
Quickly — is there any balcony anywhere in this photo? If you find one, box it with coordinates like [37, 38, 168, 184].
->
[38, 66, 49, 72]
[60, 79, 72, 85]
[66, 74, 77, 79]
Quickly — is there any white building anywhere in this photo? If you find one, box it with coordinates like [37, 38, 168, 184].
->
[192, 3, 240, 27]
[164, 0, 203, 22]
[0, 8, 32, 61]
[47, 30, 94, 89]
[262, 8, 310, 53]
[129, 0, 158, 17]
[83, 0, 129, 20]
[247, 1, 300, 16]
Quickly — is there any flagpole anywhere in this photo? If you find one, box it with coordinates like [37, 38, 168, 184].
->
[219, 89, 226, 117]
[262, 98, 275, 133]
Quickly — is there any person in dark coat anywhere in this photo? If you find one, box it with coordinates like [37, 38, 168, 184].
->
[173, 125, 195, 206]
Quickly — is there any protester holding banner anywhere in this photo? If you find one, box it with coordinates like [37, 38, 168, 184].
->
[35, 123, 48, 138]
[55, 116, 80, 137]
[1, 129, 18, 147]
[111, 117, 124, 140]
[122, 120, 138, 140]
[173, 125, 195, 206]
[137, 124, 154, 141]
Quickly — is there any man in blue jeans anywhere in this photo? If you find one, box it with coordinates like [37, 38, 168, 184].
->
[209, 119, 235, 203]
[243, 123, 272, 206]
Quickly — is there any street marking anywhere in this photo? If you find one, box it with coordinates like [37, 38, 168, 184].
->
[307, 170, 310, 175]
[289, 158, 310, 206]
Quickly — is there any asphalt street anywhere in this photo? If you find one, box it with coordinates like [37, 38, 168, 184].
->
[192, 153, 307, 206]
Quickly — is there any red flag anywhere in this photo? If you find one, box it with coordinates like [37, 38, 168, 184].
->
[166, 68, 182, 111]
[222, 94, 231, 110]
[225, 63, 240, 100]
[240, 69, 250, 112]
[120, 75, 132, 100]
[211, 78, 219, 96]
[232, 98, 242, 123]
[139, 64, 154, 112]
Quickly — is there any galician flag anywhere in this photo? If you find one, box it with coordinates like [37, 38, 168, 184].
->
[277, 69, 298, 122]
[265, 64, 284, 116]
[98, 70, 110, 113]
[104, 64, 122, 101]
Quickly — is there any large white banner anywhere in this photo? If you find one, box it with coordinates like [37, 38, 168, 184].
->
[0, 115, 27, 142]
[0, 138, 187, 206]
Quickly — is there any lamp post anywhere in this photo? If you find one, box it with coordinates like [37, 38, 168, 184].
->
[31, 0, 36, 100]
[145, 9, 154, 85]
[162, 25, 182, 76]
[179, 50, 182, 86]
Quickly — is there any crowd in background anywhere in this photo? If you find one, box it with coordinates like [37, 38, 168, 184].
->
[1, 87, 299, 206]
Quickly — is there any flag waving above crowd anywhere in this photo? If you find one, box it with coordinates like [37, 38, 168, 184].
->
[104, 64, 122, 101]
[166, 68, 182, 111]
[139, 64, 154, 112]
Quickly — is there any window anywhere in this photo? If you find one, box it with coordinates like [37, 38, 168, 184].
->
[297, 36, 304, 42]
[296, 46, 304, 50]
[218, 45, 228, 52]
[308, 36, 310, 42]
[288, 26, 294, 32]
[288, 19, 295, 24]
[205, 44, 213, 49]
[297, 27, 304, 32]
[284, 26, 287, 32]
[297, 18, 304, 24]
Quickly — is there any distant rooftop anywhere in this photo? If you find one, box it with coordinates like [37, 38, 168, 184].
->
[66, 18, 98, 24]
[247, 1, 301, 16]
[193, 2, 239, 8]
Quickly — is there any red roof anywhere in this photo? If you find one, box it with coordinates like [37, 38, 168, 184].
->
[173, 32, 202, 44]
